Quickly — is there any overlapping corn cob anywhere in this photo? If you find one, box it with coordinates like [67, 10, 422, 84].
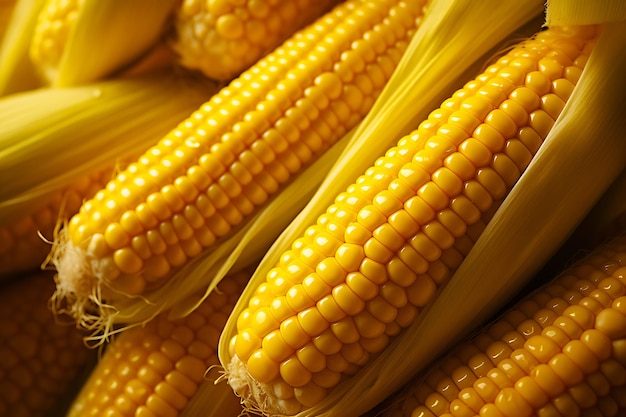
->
[380, 231, 626, 417]
[219, 24, 603, 415]
[66, 269, 250, 417]
[0, 271, 95, 417]
[51, 0, 429, 329]
[0, 69, 217, 278]
[29, 0, 178, 86]
[172, 0, 343, 81]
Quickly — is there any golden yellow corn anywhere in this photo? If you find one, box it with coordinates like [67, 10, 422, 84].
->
[0, 169, 110, 277]
[51, 0, 428, 327]
[0, 70, 217, 278]
[29, 0, 178, 86]
[66, 269, 250, 417]
[380, 231, 626, 417]
[0, 270, 94, 417]
[171, 0, 343, 81]
[220, 24, 602, 415]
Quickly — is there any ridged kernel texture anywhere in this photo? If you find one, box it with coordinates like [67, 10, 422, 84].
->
[0, 271, 92, 417]
[29, 0, 80, 74]
[226, 25, 601, 415]
[66, 271, 248, 417]
[383, 233, 626, 417]
[60, 0, 427, 300]
[173, 0, 343, 81]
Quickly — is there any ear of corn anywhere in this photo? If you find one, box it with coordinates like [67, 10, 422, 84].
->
[0, 0, 47, 96]
[217, 0, 626, 413]
[379, 231, 626, 417]
[322, 15, 626, 417]
[65, 269, 250, 417]
[0, 270, 96, 417]
[49, 0, 430, 335]
[171, 0, 343, 81]
[0, 70, 218, 278]
[29, 0, 178, 87]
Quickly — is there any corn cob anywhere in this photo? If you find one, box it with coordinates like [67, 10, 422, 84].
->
[50, 0, 428, 329]
[219, 24, 603, 416]
[0, 270, 95, 417]
[66, 269, 250, 417]
[171, 0, 343, 81]
[29, 0, 178, 87]
[380, 231, 626, 417]
[0, 70, 217, 278]
[0, 169, 111, 277]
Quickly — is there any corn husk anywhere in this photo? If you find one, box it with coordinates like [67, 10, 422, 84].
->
[215, 0, 626, 415]
[0, 0, 47, 96]
[28, 0, 178, 87]
[0, 70, 218, 279]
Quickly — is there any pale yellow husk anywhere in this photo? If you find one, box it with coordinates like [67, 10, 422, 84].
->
[0, 0, 47, 96]
[0, 70, 217, 228]
[213, 2, 626, 417]
[29, 0, 178, 87]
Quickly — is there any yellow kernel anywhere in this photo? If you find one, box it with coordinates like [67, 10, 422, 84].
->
[422, 220, 454, 251]
[296, 343, 326, 373]
[562, 339, 599, 374]
[104, 223, 131, 250]
[146, 393, 177, 417]
[549, 353, 583, 385]
[335, 243, 365, 272]
[316, 295, 346, 323]
[409, 232, 441, 262]
[297, 307, 329, 338]
[595, 307, 626, 339]
[388, 209, 420, 240]
[459, 138, 492, 167]
[154, 381, 187, 410]
[215, 13, 244, 39]
[247, 349, 279, 384]
[234, 329, 262, 362]
[280, 316, 310, 350]
[332, 283, 365, 316]
[286, 284, 315, 312]
[494, 387, 533, 417]
[357, 205, 387, 232]
[399, 161, 430, 191]
[113, 248, 143, 274]
[294, 382, 327, 408]
[262, 330, 294, 363]
[331, 316, 360, 344]
[476, 168, 507, 200]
